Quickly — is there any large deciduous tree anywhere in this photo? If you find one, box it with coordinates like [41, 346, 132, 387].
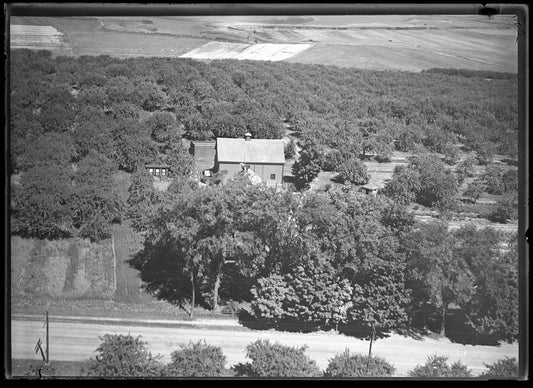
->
[404, 221, 475, 336]
[291, 138, 322, 191]
[130, 179, 272, 315]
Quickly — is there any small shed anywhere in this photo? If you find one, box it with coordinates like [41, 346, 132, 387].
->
[145, 164, 170, 180]
[359, 183, 381, 196]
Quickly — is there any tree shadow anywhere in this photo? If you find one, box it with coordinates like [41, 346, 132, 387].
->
[237, 309, 333, 333]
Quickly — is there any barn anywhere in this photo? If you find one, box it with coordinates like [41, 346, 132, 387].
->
[215, 133, 285, 187]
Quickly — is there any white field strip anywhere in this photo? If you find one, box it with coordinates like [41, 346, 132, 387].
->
[180, 41, 312, 61]
[10, 24, 65, 48]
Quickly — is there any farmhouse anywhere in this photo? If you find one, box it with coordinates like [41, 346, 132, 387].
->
[190, 133, 286, 186]
[216, 133, 285, 187]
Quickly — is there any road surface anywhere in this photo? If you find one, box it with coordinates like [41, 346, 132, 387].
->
[10, 314, 519, 377]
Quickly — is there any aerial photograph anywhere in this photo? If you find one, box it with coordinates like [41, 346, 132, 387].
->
[7, 3, 526, 380]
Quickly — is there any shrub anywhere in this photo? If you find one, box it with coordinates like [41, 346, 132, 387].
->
[336, 157, 369, 185]
[249, 256, 353, 330]
[233, 339, 322, 377]
[85, 334, 163, 377]
[284, 138, 297, 160]
[164, 340, 226, 377]
[479, 357, 518, 378]
[463, 179, 485, 204]
[487, 195, 518, 224]
[321, 149, 346, 171]
[408, 354, 473, 377]
[456, 155, 477, 177]
[324, 349, 395, 377]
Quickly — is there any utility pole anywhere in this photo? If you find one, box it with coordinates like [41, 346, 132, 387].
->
[45, 311, 49, 365]
[365, 322, 376, 374]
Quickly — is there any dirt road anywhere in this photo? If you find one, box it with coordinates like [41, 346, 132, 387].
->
[10, 315, 518, 377]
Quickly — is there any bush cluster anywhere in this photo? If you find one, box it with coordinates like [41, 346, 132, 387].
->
[324, 349, 395, 377]
[407, 354, 473, 378]
[165, 340, 227, 377]
[82, 335, 519, 378]
[233, 339, 322, 377]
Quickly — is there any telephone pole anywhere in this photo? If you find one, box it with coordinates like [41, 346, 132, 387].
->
[45, 311, 49, 365]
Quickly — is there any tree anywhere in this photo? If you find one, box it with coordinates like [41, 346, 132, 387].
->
[86, 334, 163, 377]
[130, 180, 271, 315]
[70, 151, 124, 241]
[408, 354, 473, 377]
[454, 227, 519, 342]
[145, 111, 180, 144]
[335, 157, 370, 185]
[164, 138, 195, 179]
[487, 194, 518, 224]
[482, 166, 507, 195]
[404, 221, 475, 336]
[456, 154, 477, 177]
[15, 131, 75, 172]
[250, 254, 353, 330]
[165, 340, 226, 377]
[463, 179, 485, 204]
[284, 138, 297, 160]
[382, 165, 420, 205]
[347, 259, 410, 333]
[479, 358, 518, 378]
[324, 349, 396, 377]
[292, 138, 322, 191]
[412, 154, 459, 209]
[443, 143, 460, 165]
[127, 168, 161, 232]
[11, 165, 74, 239]
[112, 120, 158, 173]
[233, 340, 322, 377]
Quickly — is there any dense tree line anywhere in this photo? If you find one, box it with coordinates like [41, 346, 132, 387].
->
[130, 176, 518, 343]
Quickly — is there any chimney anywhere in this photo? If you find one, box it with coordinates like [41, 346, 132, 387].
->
[244, 132, 252, 141]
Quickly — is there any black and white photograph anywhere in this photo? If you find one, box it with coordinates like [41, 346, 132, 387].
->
[5, 3, 528, 380]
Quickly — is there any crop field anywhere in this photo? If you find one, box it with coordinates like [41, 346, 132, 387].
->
[9, 14, 517, 72]
[180, 41, 312, 61]
[10, 24, 72, 54]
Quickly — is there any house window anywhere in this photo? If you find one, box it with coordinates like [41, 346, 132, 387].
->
[270, 174, 276, 180]
[161, 169, 166, 176]
[148, 168, 153, 175]
[155, 169, 160, 175]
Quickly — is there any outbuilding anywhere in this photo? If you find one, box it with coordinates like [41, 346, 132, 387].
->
[359, 183, 381, 196]
[145, 163, 170, 180]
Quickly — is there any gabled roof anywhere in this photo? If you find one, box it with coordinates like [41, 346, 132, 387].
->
[361, 183, 381, 190]
[216, 138, 285, 164]
[145, 163, 170, 168]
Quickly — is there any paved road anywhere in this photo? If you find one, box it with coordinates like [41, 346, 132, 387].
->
[10, 315, 519, 377]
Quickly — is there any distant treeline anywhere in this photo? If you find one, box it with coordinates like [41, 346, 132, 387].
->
[422, 68, 517, 80]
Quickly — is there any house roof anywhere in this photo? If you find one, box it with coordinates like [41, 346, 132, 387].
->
[145, 164, 170, 168]
[216, 138, 285, 164]
[361, 183, 381, 190]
